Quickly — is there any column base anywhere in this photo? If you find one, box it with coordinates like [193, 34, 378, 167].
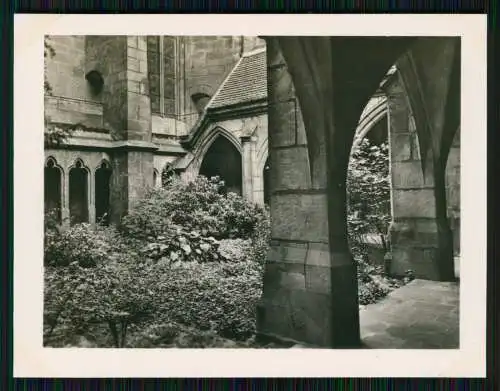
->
[256, 240, 361, 348]
[389, 220, 456, 281]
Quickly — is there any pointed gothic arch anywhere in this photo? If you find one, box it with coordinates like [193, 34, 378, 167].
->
[44, 156, 63, 223]
[69, 158, 90, 225]
[198, 132, 243, 195]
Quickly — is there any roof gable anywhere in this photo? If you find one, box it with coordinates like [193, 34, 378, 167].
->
[208, 48, 267, 109]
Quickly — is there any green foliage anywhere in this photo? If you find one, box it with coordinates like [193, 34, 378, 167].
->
[347, 138, 391, 253]
[44, 222, 123, 268]
[153, 256, 263, 341]
[44, 180, 270, 347]
[120, 176, 268, 242]
[346, 137, 409, 305]
[44, 36, 73, 147]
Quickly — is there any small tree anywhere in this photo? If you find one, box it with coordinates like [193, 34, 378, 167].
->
[347, 138, 391, 253]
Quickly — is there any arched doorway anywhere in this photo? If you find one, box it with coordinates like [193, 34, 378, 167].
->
[44, 157, 62, 223]
[95, 161, 111, 226]
[199, 135, 242, 195]
[69, 160, 89, 225]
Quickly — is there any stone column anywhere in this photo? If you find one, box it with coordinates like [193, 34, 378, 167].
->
[86, 36, 157, 224]
[385, 73, 449, 280]
[88, 169, 96, 224]
[241, 135, 256, 203]
[257, 39, 360, 347]
[446, 130, 460, 255]
[61, 168, 70, 227]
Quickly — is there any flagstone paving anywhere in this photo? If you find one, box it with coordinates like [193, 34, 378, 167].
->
[359, 279, 459, 349]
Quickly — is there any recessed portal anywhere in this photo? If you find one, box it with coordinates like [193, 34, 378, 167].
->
[199, 135, 242, 195]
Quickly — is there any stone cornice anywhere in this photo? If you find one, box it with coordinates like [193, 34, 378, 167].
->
[180, 98, 268, 150]
[48, 137, 187, 155]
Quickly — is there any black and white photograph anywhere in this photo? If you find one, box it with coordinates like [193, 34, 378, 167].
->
[14, 14, 486, 377]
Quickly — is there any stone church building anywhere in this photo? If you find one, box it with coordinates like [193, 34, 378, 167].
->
[44, 35, 460, 286]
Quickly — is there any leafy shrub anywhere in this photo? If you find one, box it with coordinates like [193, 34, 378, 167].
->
[137, 248, 262, 342]
[139, 228, 222, 265]
[44, 252, 165, 347]
[120, 176, 268, 242]
[44, 221, 123, 268]
[347, 138, 391, 252]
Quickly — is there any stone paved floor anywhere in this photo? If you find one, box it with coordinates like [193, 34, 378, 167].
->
[360, 279, 459, 349]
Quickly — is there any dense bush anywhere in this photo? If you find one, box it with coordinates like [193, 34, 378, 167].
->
[44, 232, 165, 347]
[154, 257, 263, 340]
[120, 176, 268, 242]
[44, 222, 123, 268]
[44, 178, 269, 347]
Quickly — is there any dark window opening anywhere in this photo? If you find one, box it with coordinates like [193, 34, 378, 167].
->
[95, 162, 111, 226]
[44, 158, 62, 223]
[69, 160, 89, 225]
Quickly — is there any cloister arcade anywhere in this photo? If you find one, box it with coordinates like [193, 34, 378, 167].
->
[44, 35, 460, 348]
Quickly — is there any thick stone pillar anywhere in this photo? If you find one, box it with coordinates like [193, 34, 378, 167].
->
[385, 72, 454, 280]
[241, 135, 256, 203]
[257, 39, 360, 347]
[446, 130, 460, 255]
[86, 36, 157, 223]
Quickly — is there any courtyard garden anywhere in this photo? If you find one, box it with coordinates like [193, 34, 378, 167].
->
[43, 139, 413, 349]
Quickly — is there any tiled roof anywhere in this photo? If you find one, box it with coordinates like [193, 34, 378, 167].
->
[208, 48, 267, 109]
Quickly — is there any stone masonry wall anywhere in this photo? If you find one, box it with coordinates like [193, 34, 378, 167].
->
[45, 36, 103, 129]
[180, 36, 265, 127]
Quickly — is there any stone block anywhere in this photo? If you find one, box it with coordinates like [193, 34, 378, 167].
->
[127, 70, 146, 82]
[446, 147, 460, 169]
[387, 105, 409, 134]
[139, 60, 148, 73]
[295, 104, 308, 145]
[270, 193, 329, 242]
[268, 65, 296, 102]
[391, 161, 427, 189]
[392, 189, 436, 218]
[268, 100, 297, 147]
[305, 265, 331, 294]
[256, 302, 293, 339]
[127, 47, 140, 59]
[446, 185, 460, 211]
[390, 246, 440, 280]
[409, 133, 421, 160]
[286, 289, 334, 346]
[127, 57, 140, 72]
[390, 133, 412, 161]
[305, 242, 330, 267]
[266, 40, 286, 68]
[127, 80, 141, 93]
[127, 36, 138, 48]
[270, 147, 311, 190]
[137, 36, 147, 51]
[126, 118, 150, 133]
[279, 272, 306, 290]
[282, 242, 308, 264]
